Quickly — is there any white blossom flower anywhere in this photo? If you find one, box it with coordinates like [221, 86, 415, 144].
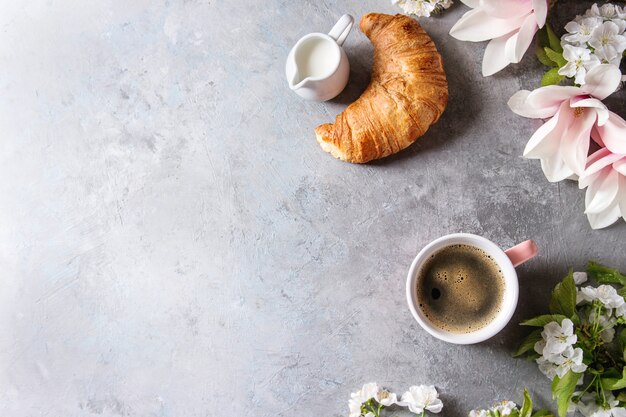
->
[537, 356, 558, 380]
[563, 16, 603, 44]
[616, 303, 626, 319]
[599, 3, 619, 20]
[579, 394, 626, 417]
[400, 385, 443, 414]
[574, 272, 588, 285]
[469, 401, 518, 417]
[589, 21, 626, 60]
[392, 0, 453, 17]
[598, 314, 616, 343]
[494, 401, 518, 416]
[349, 383, 379, 417]
[542, 319, 577, 356]
[580, 285, 625, 308]
[468, 410, 489, 417]
[553, 346, 588, 378]
[375, 387, 398, 407]
[576, 392, 602, 417]
[558, 44, 601, 84]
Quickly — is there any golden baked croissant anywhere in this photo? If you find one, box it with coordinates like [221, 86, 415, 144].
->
[315, 13, 448, 163]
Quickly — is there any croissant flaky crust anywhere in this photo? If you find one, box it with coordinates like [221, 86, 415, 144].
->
[315, 13, 448, 163]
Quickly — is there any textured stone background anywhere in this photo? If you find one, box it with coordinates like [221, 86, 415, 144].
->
[0, 1, 624, 416]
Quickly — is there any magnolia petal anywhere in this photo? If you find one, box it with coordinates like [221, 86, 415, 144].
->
[523, 111, 561, 158]
[580, 148, 620, 187]
[581, 64, 622, 100]
[482, 0, 533, 19]
[449, 9, 528, 42]
[524, 85, 579, 115]
[587, 200, 621, 229]
[590, 124, 605, 148]
[511, 14, 539, 63]
[614, 158, 626, 176]
[561, 108, 595, 176]
[595, 111, 626, 154]
[532, 0, 548, 27]
[508, 90, 558, 119]
[482, 33, 515, 76]
[571, 98, 609, 125]
[585, 169, 619, 214]
[460, 0, 480, 7]
[540, 152, 576, 182]
[619, 175, 626, 220]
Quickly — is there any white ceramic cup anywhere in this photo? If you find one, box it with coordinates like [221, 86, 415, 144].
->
[406, 233, 538, 344]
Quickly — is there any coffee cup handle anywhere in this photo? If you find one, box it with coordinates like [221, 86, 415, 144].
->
[328, 14, 354, 47]
[505, 240, 539, 267]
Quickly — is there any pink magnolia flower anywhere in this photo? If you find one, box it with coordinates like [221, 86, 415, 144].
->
[579, 112, 626, 229]
[449, 0, 548, 76]
[507, 64, 622, 182]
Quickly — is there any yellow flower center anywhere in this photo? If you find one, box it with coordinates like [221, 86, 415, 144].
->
[574, 107, 585, 118]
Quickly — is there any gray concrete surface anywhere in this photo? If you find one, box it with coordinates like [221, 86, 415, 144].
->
[0, 1, 624, 416]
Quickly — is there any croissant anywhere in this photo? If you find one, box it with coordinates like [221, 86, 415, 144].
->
[315, 13, 448, 163]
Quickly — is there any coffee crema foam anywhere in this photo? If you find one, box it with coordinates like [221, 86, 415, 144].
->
[415, 244, 505, 334]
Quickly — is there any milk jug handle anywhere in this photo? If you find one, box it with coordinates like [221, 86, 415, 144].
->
[328, 14, 354, 47]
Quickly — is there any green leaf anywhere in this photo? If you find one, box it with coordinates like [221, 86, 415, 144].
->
[546, 23, 562, 53]
[531, 411, 554, 417]
[521, 314, 569, 327]
[520, 388, 533, 417]
[617, 391, 626, 402]
[550, 271, 577, 318]
[536, 47, 557, 67]
[587, 261, 626, 285]
[544, 48, 567, 67]
[515, 329, 543, 357]
[601, 368, 626, 390]
[619, 328, 626, 352]
[542, 68, 565, 86]
[552, 371, 579, 417]
[537, 25, 550, 48]
[618, 286, 626, 298]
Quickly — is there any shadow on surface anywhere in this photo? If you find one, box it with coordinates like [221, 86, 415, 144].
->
[486, 259, 573, 354]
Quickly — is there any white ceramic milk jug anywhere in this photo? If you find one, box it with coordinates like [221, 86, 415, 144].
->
[286, 14, 354, 101]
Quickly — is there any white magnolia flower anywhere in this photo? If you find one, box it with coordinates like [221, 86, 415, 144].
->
[508, 64, 622, 183]
[579, 109, 626, 229]
[349, 383, 379, 417]
[558, 44, 601, 84]
[449, 0, 548, 76]
[574, 272, 588, 285]
[553, 346, 587, 378]
[589, 21, 626, 60]
[563, 16, 603, 44]
[375, 387, 398, 407]
[392, 0, 453, 17]
[400, 385, 443, 414]
[542, 319, 577, 356]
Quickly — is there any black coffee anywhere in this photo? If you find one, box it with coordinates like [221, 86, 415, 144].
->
[416, 244, 505, 334]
